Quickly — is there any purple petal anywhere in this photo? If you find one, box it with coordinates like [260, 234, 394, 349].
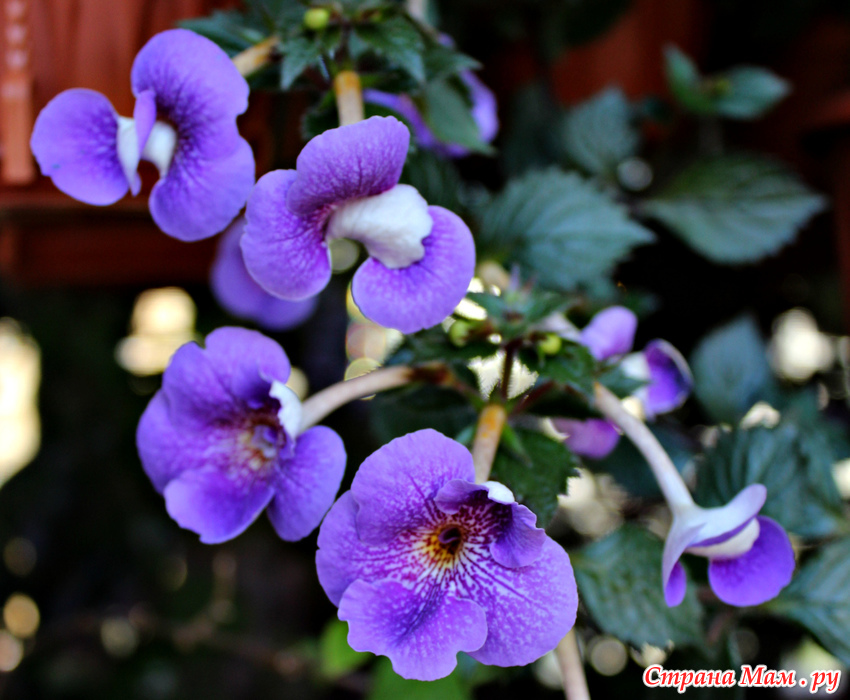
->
[131, 29, 249, 133]
[664, 561, 687, 607]
[267, 426, 346, 541]
[465, 538, 578, 667]
[708, 516, 795, 607]
[202, 327, 291, 407]
[580, 306, 637, 360]
[163, 469, 274, 544]
[464, 71, 499, 145]
[133, 89, 157, 154]
[30, 89, 128, 205]
[642, 340, 694, 418]
[242, 170, 332, 300]
[552, 418, 620, 459]
[338, 579, 487, 681]
[351, 205, 475, 333]
[211, 218, 319, 331]
[286, 116, 409, 216]
[352, 429, 475, 545]
[149, 135, 254, 241]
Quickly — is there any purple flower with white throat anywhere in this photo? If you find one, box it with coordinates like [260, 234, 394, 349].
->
[136, 327, 345, 544]
[30, 29, 255, 242]
[241, 116, 475, 333]
[364, 71, 498, 158]
[316, 429, 577, 681]
[211, 217, 318, 331]
[663, 484, 795, 608]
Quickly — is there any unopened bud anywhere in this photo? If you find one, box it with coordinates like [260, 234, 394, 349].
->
[538, 333, 562, 356]
[449, 320, 472, 347]
[304, 7, 330, 31]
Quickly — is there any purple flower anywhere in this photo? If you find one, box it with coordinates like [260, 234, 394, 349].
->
[30, 29, 255, 242]
[211, 217, 318, 331]
[242, 116, 475, 333]
[580, 306, 638, 361]
[551, 418, 621, 459]
[663, 484, 795, 607]
[136, 327, 345, 543]
[363, 71, 499, 157]
[316, 429, 577, 681]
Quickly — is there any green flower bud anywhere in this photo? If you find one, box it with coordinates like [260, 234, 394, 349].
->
[304, 7, 331, 31]
[538, 333, 562, 356]
[449, 320, 472, 347]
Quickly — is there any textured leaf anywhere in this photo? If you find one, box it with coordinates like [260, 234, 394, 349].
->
[665, 46, 791, 120]
[644, 154, 826, 264]
[478, 169, 654, 291]
[280, 35, 325, 88]
[690, 315, 775, 424]
[370, 385, 477, 445]
[560, 87, 639, 177]
[695, 422, 844, 538]
[319, 618, 371, 678]
[521, 342, 596, 397]
[501, 84, 565, 174]
[490, 428, 579, 525]
[420, 79, 494, 155]
[422, 41, 480, 81]
[770, 538, 850, 665]
[401, 150, 466, 212]
[353, 16, 425, 82]
[573, 524, 704, 647]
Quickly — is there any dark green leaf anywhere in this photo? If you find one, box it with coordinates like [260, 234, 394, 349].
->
[695, 422, 845, 538]
[560, 87, 639, 177]
[370, 385, 477, 445]
[501, 84, 565, 174]
[690, 315, 775, 424]
[644, 154, 826, 264]
[179, 12, 259, 53]
[490, 428, 579, 525]
[665, 46, 791, 120]
[367, 657, 471, 700]
[770, 538, 850, 665]
[281, 35, 325, 88]
[401, 150, 465, 212]
[353, 16, 425, 82]
[422, 41, 480, 82]
[319, 618, 371, 679]
[573, 524, 704, 647]
[523, 342, 596, 397]
[478, 169, 654, 291]
[420, 79, 494, 155]
[596, 364, 647, 398]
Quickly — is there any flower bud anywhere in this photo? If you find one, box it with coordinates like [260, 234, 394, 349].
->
[449, 320, 472, 347]
[304, 7, 331, 31]
[538, 333, 562, 356]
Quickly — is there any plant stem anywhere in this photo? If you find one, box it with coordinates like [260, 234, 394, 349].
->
[555, 630, 591, 700]
[593, 383, 694, 514]
[471, 404, 507, 483]
[232, 36, 280, 77]
[333, 70, 364, 126]
[299, 365, 413, 431]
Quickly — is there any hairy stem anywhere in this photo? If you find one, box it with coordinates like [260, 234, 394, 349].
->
[232, 36, 280, 77]
[556, 630, 591, 700]
[472, 404, 507, 483]
[299, 365, 413, 431]
[593, 383, 694, 513]
[333, 70, 364, 126]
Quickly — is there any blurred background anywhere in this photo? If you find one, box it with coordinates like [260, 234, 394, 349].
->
[1, 0, 850, 697]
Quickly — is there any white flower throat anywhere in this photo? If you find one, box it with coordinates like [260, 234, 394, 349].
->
[116, 116, 178, 188]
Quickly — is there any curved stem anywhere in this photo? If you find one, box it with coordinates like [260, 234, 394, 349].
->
[555, 630, 590, 700]
[472, 404, 507, 483]
[232, 36, 280, 77]
[593, 383, 694, 513]
[299, 365, 413, 431]
[333, 70, 364, 126]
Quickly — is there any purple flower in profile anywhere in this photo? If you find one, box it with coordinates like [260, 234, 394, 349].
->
[137, 327, 345, 543]
[241, 116, 476, 334]
[211, 217, 318, 331]
[30, 29, 255, 242]
[551, 418, 621, 460]
[316, 429, 577, 681]
[663, 485, 795, 608]
[364, 71, 498, 157]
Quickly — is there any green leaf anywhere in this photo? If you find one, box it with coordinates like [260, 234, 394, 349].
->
[573, 524, 704, 647]
[501, 84, 565, 174]
[522, 342, 596, 397]
[420, 79, 494, 155]
[179, 11, 258, 53]
[560, 87, 639, 177]
[695, 422, 845, 538]
[689, 315, 775, 424]
[770, 538, 850, 665]
[664, 46, 791, 120]
[422, 41, 480, 82]
[490, 428, 579, 525]
[369, 385, 477, 445]
[401, 150, 465, 212]
[367, 657, 471, 700]
[644, 153, 826, 264]
[353, 16, 425, 82]
[319, 618, 371, 679]
[478, 169, 654, 291]
[280, 35, 325, 88]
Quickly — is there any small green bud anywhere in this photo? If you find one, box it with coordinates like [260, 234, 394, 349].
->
[538, 333, 562, 356]
[449, 320, 472, 347]
[304, 7, 331, 31]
